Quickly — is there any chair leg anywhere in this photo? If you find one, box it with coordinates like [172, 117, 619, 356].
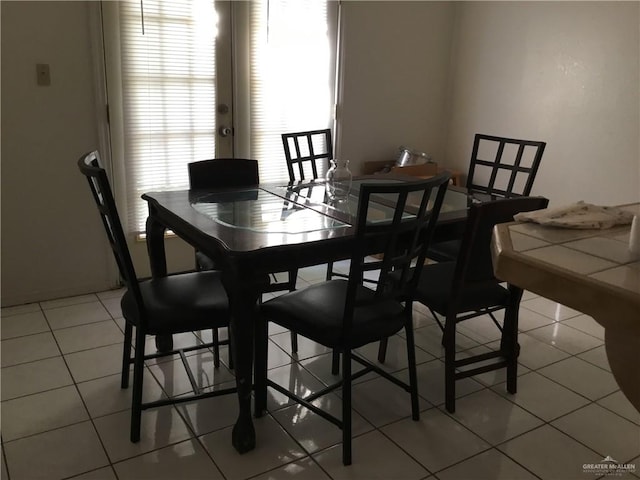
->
[130, 329, 146, 443]
[443, 316, 457, 413]
[342, 348, 352, 466]
[212, 328, 221, 368]
[503, 305, 520, 395]
[288, 269, 299, 354]
[326, 262, 334, 281]
[404, 312, 420, 421]
[254, 316, 268, 417]
[377, 337, 388, 363]
[290, 332, 298, 354]
[331, 349, 340, 375]
[121, 322, 133, 389]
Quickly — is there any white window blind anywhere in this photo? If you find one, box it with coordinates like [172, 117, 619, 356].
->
[249, 0, 335, 184]
[117, 0, 217, 233]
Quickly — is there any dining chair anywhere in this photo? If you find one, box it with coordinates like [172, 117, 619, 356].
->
[188, 158, 300, 359]
[428, 133, 546, 262]
[254, 172, 452, 465]
[78, 151, 237, 443]
[281, 128, 333, 183]
[409, 196, 549, 413]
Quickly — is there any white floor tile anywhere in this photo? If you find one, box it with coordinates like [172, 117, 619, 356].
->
[44, 301, 112, 330]
[413, 359, 485, 407]
[520, 297, 581, 321]
[437, 448, 538, 480]
[175, 387, 239, 436]
[200, 415, 306, 480]
[350, 374, 430, 427]
[77, 368, 165, 419]
[113, 438, 223, 480]
[551, 403, 640, 461]
[65, 343, 124, 383]
[93, 407, 193, 463]
[270, 331, 332, 360]
[3, 421, 109, 480]
[538, 357, 619, 400]
[448, 389, 543, 445]
[40, 293, 99, 310]
[147, 351, 236, 397]
[516, 307, 557, 332]
[512, 333, 571, 370]
[273, 393, 374, 454]
[1, 302, 41, 317]
[499, 425, 600, 479]
[314, 430, 429, 479]
[597, 391, 640, 426]
[413, 324, 479, 358]
[1, 385, 89, 441]
[491, 371, 589, 421]
[53, 320, 123, 354]
[356, 335, 435, 372]
[1, 356, 73, 401]
[264, 362, 328, 412]
[100, 297, 123, 319]
[251, 458, 332, 480]
[1, 331, 60, 367]
[0, 310, 49, 340]
[96, 288, 126, 301]
[382, 408, 489, 472]
[68, 466, 118, 479]
[577, 345, 611, 371]
[526, 323, 603, 355]
[562, 314, 605, 340]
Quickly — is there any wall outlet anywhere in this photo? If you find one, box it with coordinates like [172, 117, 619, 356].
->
[36, 64, 51, 86]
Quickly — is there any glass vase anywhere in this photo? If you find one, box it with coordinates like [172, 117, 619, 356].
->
[325, 159, 353, 200]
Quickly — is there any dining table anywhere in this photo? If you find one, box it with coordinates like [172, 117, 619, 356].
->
[491, 202, 640, 412]
[142, 175, 471, 453]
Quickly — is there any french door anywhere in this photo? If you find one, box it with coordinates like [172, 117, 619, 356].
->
[101, 0, 338, 275]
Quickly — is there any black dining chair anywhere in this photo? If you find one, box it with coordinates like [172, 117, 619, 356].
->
[254, 172, 452, 465]
[428, 134, 546, 262]
[409, 196, 549, 413]
[188, 158, 300, 359]
[78, 151, 237, 443]
[281, 128, 333, 183]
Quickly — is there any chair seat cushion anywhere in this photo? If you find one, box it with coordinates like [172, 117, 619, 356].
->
[426, 239, 461, 262]
[261, 280, 405, 349]
[415, 262, 510, 316]
[121, 271, 230, 335]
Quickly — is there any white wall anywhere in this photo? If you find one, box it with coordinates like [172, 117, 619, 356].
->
[445, 1, 640, 206]
[1, 1, 116, 306]
[337, 1, 456, 172]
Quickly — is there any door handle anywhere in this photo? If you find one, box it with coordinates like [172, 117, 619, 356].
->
[218, 126, 233, 137]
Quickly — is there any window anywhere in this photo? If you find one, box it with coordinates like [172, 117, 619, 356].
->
[249, 0, 337, 184]
[103, 0, 338, 234]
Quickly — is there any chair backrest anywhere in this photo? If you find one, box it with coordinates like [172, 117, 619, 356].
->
[77, 151, 144, 312]
[466, 134, 546, 198]
[342, 173, 452, 334]
[188, 158, 259, 189]
[281, 129, 333, 182]
[454, 196, 549, 294]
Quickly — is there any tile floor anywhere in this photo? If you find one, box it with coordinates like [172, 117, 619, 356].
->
[2, 264, 639, 480]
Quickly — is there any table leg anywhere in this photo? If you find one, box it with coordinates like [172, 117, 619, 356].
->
[224, 271, 269, 454]
[145, 214, 173, 352]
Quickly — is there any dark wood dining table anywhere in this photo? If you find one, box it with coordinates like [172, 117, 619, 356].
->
[142, 176, 471, 454]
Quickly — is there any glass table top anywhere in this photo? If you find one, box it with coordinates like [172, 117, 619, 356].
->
[190, 189, 350, 234]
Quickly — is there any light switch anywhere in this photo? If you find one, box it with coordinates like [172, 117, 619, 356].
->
[36, 63, 51, 86]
